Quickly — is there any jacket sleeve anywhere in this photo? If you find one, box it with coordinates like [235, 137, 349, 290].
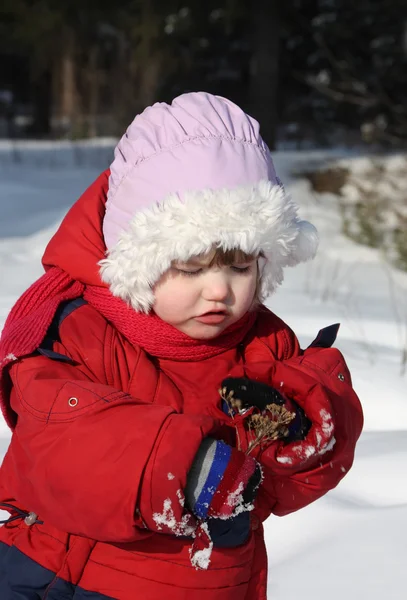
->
[4, 347, 216, 543]
[225, 346, 363, 522]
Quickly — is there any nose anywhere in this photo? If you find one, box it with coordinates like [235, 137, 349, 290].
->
[202, 271, 231, 302]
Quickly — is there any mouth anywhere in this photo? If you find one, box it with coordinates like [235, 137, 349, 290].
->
[195, 310, 228, 324]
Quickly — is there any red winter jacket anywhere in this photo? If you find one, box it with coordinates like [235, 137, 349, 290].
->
[0, 174, 363, 600]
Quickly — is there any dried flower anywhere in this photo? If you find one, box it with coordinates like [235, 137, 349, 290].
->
[246, 404, 295, 455]
[219, 386, 243, 414]
[219, 387, 296, 455]
[219, 386, 245, 450]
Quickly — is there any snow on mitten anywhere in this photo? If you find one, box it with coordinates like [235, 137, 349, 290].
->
[185, 438, 262, 520]
[275, 394, 335, 467]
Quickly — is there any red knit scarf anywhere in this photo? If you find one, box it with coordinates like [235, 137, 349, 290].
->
[83, 286, 256, 361]
[0, 266, 257, 429]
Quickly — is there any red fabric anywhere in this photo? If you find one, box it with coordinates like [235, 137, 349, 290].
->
[0, 171, 363, 600]
[0, 269, 84, 428]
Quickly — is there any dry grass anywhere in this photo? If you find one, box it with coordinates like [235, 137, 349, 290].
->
[305, 156, 407, 271]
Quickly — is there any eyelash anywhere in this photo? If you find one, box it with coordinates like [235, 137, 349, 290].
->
[176, 266, 251, 277]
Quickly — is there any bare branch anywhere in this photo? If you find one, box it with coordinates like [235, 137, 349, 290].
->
[294, 71, 378, 108]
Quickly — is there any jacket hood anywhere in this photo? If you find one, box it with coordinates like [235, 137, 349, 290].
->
[42, 171, 109, 286]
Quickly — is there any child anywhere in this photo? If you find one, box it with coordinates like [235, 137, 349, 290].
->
[0, 92, 363, 599]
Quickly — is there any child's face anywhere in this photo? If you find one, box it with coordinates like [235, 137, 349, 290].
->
[153, 255, 258, 340]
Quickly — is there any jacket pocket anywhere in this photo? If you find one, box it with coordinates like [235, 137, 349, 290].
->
[12, 358, 129, 423]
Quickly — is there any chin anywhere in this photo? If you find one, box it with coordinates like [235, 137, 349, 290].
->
[182, 324, 227, 340]
[187, 331, 223, 341]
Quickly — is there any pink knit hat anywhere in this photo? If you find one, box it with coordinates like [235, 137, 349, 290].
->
[100, 92, 318, 312]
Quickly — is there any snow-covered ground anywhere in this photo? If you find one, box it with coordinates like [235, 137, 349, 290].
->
[0, 142, 406, 599]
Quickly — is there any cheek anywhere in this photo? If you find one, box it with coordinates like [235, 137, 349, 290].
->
[248, 279, 258, 305]
[242, 272, 258, 302]
[231, 276, 257, 312]
[153, 280, 194, 318]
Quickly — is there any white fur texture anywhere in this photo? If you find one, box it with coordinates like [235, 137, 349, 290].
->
[99, 180, 318, 312]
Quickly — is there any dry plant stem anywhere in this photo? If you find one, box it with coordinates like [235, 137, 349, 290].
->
[246, 405, 295, 455]
[219, 387, 296, 456]
[219, 388, 242, 451]
[383, 261, 407, 376]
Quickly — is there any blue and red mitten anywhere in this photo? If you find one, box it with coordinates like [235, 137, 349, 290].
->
[185, 438, 262, 521]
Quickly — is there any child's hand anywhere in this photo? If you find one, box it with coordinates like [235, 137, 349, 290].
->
[207, 511, 252, 548]
[185, 438, 262, 521]
[274, 396, 335, 468]
[221, 376, 311, 443]
[221, 376, 286, 412]
[220, 372, 336, 468]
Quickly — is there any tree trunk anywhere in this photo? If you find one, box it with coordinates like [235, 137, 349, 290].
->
[134, 0, 162, 111]
[137, 53, 162, 110]
[87, 45, 100, 138]
[54, 28, 79, 136]
[117, 1, 163, 129]
[249, 0, 280, 149]
[30, 68, 52, 136]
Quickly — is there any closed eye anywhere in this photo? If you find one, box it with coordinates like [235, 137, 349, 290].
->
[173, 265, 253, 276]
[174, 268, 203, 277]
[231, 265, 251, 274]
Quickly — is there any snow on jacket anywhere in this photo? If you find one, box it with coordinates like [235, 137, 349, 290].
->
[0, 173, 363, 599]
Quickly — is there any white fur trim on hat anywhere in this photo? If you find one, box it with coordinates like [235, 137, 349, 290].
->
[99, 180, 318, 312]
